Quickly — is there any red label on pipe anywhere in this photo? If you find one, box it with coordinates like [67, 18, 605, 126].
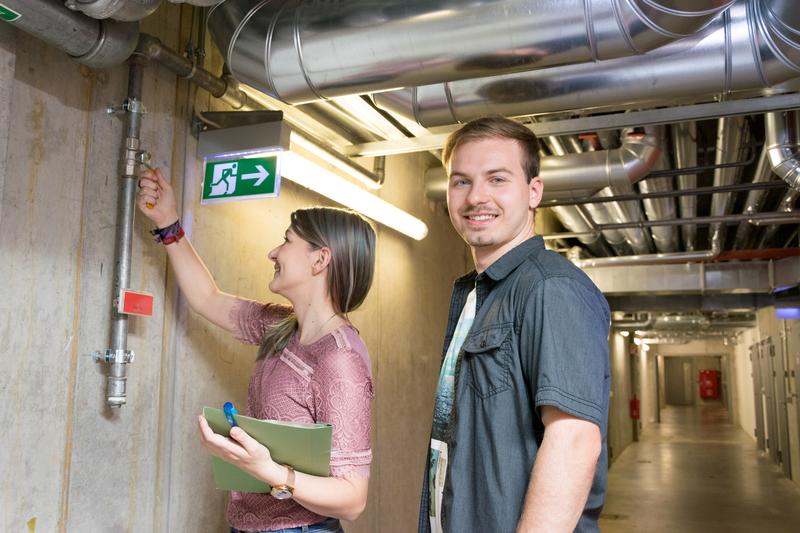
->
[118, 290, 154, 317]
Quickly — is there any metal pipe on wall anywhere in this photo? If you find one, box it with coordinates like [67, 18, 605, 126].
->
[1, 0, 139, 68]
[376, 0, 800, 128]
[208, 0, 734, 104]
[99, 57, 147, 407]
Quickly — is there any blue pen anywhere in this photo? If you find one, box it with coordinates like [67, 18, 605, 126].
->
[223, 401, 239, 428]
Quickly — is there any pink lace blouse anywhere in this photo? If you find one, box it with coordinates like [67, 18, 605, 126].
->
[225, 298, 374, 531]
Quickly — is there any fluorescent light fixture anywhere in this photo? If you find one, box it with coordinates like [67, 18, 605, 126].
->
[619, 331, 630, 337]
[280, 151, 429, 240]
[290, 133, 382, 190]
[776, 307, 800, 320]
[633, 338, 642, 345]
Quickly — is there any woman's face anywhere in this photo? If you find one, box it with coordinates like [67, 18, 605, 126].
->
[267, 227, 319, 297]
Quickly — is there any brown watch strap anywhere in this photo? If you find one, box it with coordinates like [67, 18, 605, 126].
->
[283, 464, 295, 491]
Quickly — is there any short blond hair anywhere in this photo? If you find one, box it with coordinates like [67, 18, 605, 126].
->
[442, 116, 541, 182]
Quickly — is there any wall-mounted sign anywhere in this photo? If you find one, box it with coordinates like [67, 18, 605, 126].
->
[201, 152, 281, 204]
[0, 4, 21, 22]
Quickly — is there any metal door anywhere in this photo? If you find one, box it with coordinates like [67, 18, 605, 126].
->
[761, 338, 779, 464]
[750, 342, 766, 451]
[770, 335, 792, 479]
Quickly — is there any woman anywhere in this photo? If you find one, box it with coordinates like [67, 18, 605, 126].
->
[137, 168, 376, 533]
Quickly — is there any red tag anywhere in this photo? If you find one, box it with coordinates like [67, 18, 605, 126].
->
[118, 289, 154, 317]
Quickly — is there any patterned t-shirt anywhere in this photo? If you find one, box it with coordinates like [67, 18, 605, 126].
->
[429, 288, 476, 533]
[226, 298, 374, 531]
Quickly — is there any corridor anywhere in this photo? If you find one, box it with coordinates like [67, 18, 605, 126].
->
[600, 404, 800, 532]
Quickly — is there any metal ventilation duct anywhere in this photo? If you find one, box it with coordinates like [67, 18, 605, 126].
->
[376, 0, 800, 127]
[207, 0, 734, 104]
[732, 145, 773, 249]
[709, 116, 750, 249]
[765, 110, 800, 191]
[671, 122, 699, 251]
[66, 0, 161, 22]
[2, 0, 139, 68]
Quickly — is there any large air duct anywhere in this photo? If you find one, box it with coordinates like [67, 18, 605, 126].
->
[2, 0, 138, 68]
[208, 0, 734, 105]
[376, 0, 800, 127]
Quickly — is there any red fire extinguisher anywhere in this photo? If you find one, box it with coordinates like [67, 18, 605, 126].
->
[629, 396, 640, 420]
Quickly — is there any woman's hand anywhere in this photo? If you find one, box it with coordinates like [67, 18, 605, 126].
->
[197, 415, 283, 484]
[137, 167, 179, 229]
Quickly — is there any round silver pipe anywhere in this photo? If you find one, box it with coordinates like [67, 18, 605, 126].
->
[671, 122, 699, 251]
[765, 110, 800, 191]
[637, 129, 679, 253]
[376, 0, 799, 127]
[2, 0, 138, 68]
[547, 136, 635, 256]
[757, 189, 799, 246]
[574, 237, 721, 267]
[208, 0, 734, 104]
[709, 116, 750, 249]
[65, 0, 161, 21]
[732, 146, 773, 249]
[105, 57, 146, 407]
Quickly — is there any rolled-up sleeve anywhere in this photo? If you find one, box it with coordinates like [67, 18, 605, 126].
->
[527, 276, 610, 426]
[311, 347, 374, 478]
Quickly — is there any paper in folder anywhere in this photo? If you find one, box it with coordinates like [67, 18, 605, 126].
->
[203, 406, 332, 493]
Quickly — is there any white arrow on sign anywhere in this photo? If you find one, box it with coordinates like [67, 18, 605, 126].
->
[242, 165, 270, 187]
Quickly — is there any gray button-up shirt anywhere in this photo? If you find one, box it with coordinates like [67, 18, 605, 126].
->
[419, 236, 611, 533]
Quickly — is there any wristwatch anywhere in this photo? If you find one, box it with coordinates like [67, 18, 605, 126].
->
[270, 464, 295, 500]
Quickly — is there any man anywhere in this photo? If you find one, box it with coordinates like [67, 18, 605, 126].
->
[419, 116, 611, 533]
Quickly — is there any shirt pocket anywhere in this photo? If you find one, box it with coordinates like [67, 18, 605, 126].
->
[461, 324, 513, 399]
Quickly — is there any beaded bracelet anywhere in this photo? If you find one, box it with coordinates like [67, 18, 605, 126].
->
[150, 219, 185, 245]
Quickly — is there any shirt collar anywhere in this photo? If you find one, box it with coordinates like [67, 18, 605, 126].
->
[457, 236, 544, 285]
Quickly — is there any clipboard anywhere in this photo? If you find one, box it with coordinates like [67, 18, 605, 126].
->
[203, 406, 332, 493]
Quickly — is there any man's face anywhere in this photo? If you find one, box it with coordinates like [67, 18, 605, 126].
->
[446, 137, 543, 268]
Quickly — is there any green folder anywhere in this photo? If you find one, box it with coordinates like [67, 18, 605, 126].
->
[203, 406, 332, 493]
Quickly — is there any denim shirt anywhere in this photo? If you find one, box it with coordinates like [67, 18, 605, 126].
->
[418, 236, 611, 533]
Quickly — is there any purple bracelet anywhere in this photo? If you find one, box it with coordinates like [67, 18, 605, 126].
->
[150, 219, 185, 245]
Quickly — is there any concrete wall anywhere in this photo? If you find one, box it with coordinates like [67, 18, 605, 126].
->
[0, 6, 469, 532]
[607, 331, 634, 462]
[731, 328, 758, 440]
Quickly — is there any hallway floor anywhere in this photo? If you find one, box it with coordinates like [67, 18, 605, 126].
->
[599, 404, 800, 532]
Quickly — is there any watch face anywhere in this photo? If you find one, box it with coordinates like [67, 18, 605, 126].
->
[271, 487, 293, 500]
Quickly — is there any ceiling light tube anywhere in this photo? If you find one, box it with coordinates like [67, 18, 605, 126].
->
[291, 132, 383, 190]
[280, 151, 428, 240]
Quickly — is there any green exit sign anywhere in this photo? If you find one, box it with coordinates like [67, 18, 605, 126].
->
[0, 4, 21, 22]
[202, 153, 281, 204]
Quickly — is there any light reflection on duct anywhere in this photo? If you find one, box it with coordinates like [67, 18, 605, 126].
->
[636, 127, 679, 253]
[375, 1, 800, 128]
[672, 122, 699, 251]
[709, 116, 750, 249]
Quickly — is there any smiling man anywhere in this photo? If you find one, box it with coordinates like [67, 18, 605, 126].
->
[419, 116, 611, 533]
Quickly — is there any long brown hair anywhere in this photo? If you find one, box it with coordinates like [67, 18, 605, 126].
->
[257, 207, 376, 359]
